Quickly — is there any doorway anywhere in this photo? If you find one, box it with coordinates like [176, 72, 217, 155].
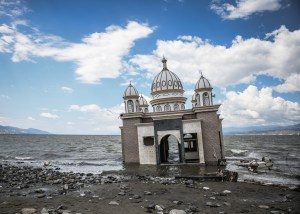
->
[160, 135, 180, 163]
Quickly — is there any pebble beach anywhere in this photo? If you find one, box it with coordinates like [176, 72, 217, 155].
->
[1, 164, 299, 214]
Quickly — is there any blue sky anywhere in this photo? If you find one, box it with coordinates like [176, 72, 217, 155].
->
[0, 0, 299, 134]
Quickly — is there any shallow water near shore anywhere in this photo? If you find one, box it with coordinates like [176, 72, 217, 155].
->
[0, 134, 299, 186]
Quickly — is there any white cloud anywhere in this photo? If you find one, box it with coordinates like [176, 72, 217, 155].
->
[220, 85, 300, 127]
[68, 104, 123, 134]
[0, 21, 154, 83]
[211, 0, 283, 20]
[0, 0, 29, 17]
[61, 86, 74, 93]
[273, 73, 300, 93]
[27, 116, 35, 121]
[40, 112, 59, 119]
[129, 26, 300, 90]
[69, 104, 102, 113]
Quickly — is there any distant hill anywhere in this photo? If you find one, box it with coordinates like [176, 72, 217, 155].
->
[0, 125, 51, 134]
[223, 124, 300, 135]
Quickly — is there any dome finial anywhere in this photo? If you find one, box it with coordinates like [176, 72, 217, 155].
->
[162, 56, 167, 69]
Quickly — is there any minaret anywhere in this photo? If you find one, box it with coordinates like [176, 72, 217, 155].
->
[139, 95, 149, 113]
[194, 72, 213, 107]
[123, 82, 140, 113]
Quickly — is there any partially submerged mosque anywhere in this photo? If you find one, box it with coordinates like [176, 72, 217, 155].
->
[120, 57, 224, 165]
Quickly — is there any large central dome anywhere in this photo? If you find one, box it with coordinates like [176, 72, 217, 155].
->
[150, 57, 187, 112]
[151, 57, 184, 94]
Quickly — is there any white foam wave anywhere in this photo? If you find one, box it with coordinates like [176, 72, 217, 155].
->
[231, 149, 248, 154]
[15, 156, 34, 160]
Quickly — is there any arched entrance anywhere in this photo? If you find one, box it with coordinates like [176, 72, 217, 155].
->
[160, 134, 180, 163]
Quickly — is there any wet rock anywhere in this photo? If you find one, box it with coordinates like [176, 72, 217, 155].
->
[44, 161, 51, 167]
[155, 205, 164, 211]
[20, 208, 38, 214]
[35, 193, 46, 198]
[133, 194, 141, 199]
[206, 202, 221, 207]
[220, 190, 231, 196]
[203, 187, 210, 190]
[173, 200, 183, 205]
[109, 201, 119, 206]
[269, 211, 280, 214]
[210, 196, 216, 200]
[34, 189, 45, 193]
[187, 205, 198, 212]
[144, 191, 152, 195]
[258, 205, 270, 209]
[185, 179, 193, 185]
[118, 191, 126, 196]
[41, 208, 55, 214]
[63, 184, 68, 190]
[145, 203, 155, 210]
[120, 184, 129, 190]
[169, 209, 186, 214]
[223, 202, 231, 206]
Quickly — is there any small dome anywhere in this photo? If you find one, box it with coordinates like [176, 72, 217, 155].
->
[139, 95, 149, 106]
[195, 73, 212, 90]
[123, 82, 139, 98]
[151, 57, 183, 94]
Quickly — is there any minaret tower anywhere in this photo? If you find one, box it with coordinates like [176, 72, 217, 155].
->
[123, 82, 140, 113]
[193, 73, 213, 107]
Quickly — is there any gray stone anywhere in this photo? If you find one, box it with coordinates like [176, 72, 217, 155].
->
[169, 209, 186, 214]
[63, 184, 68, 190]
[203, 186, 210, 190]
[258, 205, 270, 209]
[53, 179, 62, 184]
[223, 202, 231, 206]
[206, 202, 221, 207]
[109, 201, 119, 206]
[155, 205, 164, 211]
[173, 200, 183, 205]
[118, 191, 126, 196]
[144, 191, 152, 195]
[20, 208, 38, 214]
[269, 211, 280, 214]
[133, 194, 141, 199]
[34, 194, 46, 198]
[220, 190, 232, 196]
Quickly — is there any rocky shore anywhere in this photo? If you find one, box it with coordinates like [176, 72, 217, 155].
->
[0, 163, 299, 214]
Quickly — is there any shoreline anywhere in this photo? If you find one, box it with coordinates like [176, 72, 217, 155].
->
[1, 164, 299, 214]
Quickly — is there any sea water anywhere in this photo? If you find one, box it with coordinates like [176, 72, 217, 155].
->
[0, 134, 299, 186]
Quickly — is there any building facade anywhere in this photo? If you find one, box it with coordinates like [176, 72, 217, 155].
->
[120, 57, 224, 165]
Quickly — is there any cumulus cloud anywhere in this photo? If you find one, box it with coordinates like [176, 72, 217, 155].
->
[0, 0, 29, 17]
[40, 112, 59, 119]
[220, 85, 300, 127]
[27, 116, 35, 121]
[68, 104, 123, 134]
[210, 0, 283, 20]
[61, 86, 74, 93]
[273, 73, 300, 93]
[129, 26, 300, 92]
[0, 21, 154, 83]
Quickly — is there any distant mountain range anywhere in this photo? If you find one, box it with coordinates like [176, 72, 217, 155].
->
[0, 125, 51, 135]
[223, 124, 300, 135]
